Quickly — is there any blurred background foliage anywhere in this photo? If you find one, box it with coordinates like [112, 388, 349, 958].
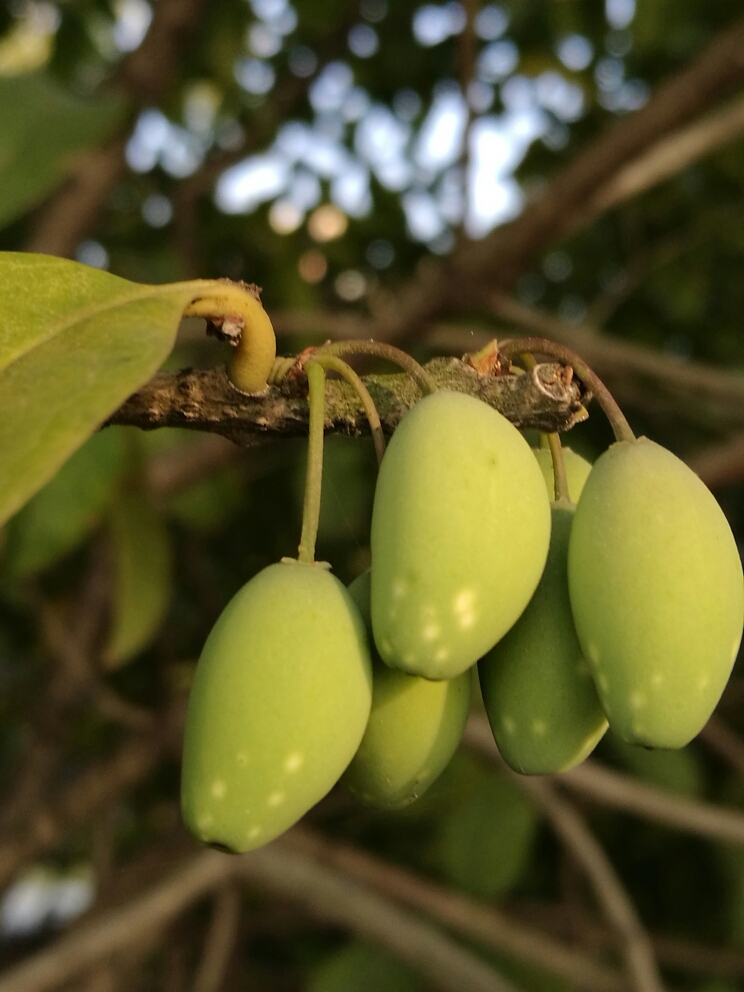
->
[2, 0, 744, 989]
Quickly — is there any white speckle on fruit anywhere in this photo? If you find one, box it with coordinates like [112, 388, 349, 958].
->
[284, 752, 304, 773]
[267, 791, 285, 807]
[453, 589, 476, 630]
[598, 672, 609, 692]
[650, 673, 664, 687]
[532, 719, 547, 736]
[247, 825, 262, 840]
[392, 579, 407, 600]
[197, 813, 213, 831]
[503, 716, 515, 734]
[403, 652, 416, 666]
[380, 638, 393, 656]
[587, 642, 599, 664]
[698, 674, 710, 692]
[422, 622, 441, 642]
[454, 589, 474, 612]
[211, 779, 226, 799]
[630, 691, 647, 710]
[434, 646, 450, 663]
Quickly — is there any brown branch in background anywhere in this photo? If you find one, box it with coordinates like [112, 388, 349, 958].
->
[0, 701, 184, 893]
[685, 431, 744, 489]
[191, 884, 241, 992]
[363, 17, 744, 343]
[287, 829, 625, 992]
[25, 0, 209, 258]
[463, 719, 665, 992]
[464, 713, 744, 847]
[146, 434, 240, 496]
[450, 18, 744, 296]
[25, 140, 129, 258]
[107, 358, 588, 445]
[0, 842, 522, 992]
[509, 898, 744, 982]
[518, 778, 665, 992]
[0, 851, 236, 992]
[584, 201, 744, 326]
[698, 714, 744, 779]
[589, 92, 744, 218]
[562, 757, 744, 846]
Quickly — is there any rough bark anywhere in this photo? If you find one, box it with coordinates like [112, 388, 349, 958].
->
[106, 358, 588, 445]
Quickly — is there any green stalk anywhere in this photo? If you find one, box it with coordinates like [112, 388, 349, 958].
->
[297, 361, 326, 564]
[547, 432, 570, 504]
[314, 340, 436, 396]
[311, 354, 386, 466]
[498, 337, 635, 444]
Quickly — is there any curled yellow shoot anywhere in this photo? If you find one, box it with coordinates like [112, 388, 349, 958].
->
[182, 279, 277, 394]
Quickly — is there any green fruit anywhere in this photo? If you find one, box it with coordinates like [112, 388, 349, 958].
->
[371, 391, 551, 679]
[181, 559, 372, 852]
[342, 571, 471, 808]
[568, 438, 744, 748]
[533, 446, 592, 502]
[478, 505, 608, 774]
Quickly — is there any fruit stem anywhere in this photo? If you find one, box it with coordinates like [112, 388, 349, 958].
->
[498, 337, 635, 443]
[311, 354, 386, 466]
[297, 361, 326, 564]
[315, 340, 436, 396]
[546, 432, 571, 504]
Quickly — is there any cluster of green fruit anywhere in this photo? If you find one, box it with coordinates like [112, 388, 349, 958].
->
[181, 380, 744, 855]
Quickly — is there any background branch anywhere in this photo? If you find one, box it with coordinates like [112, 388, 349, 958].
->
[464, 718, 665, 992]
[25, 0, 208, 258]
[363, 17, 744, 343]
[0, 840, 523, 992]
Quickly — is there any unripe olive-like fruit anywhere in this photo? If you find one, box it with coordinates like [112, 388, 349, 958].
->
[181, 559, 372, 852]
[533, 446, 592, 503]
[478, 505, 608, 774]
[371, 391, 551, 679]
[342, 571, 471, 808]
[568, 438, 744, 748]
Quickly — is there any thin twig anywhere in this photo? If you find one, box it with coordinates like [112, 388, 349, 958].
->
[464, 713, 744, 847]
[26, 0, 209, 257]
[697, 714, 744, 778]
[686, 430, 744, 489]
[464, 718, 665, 992]
[561, 759, 744, 845]
[0, 703, 184, 892]
[0, 841, 523, 992]
[286, 828, 625, 992]
[191, 884, 241, 992]
[590, 92, 744, 217]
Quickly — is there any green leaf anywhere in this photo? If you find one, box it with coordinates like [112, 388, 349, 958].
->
[2, 428, 126, 579]
[103, 491, 172, 669]
[307, 943, 421, 992]
[167, 465, 246, 533]
[430, 770, 538, 899]
[0, 75, 124, 229]
[0, 253, 201, 527]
